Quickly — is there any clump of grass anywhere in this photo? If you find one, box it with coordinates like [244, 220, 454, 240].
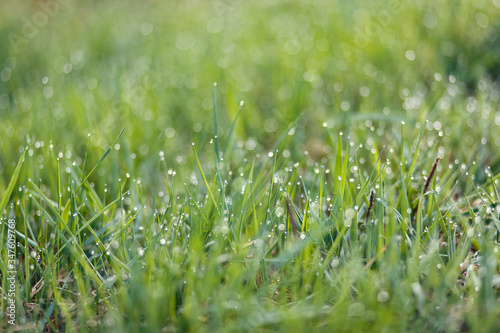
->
[1, 1, 500, 331]
[1, 117, 499, 332]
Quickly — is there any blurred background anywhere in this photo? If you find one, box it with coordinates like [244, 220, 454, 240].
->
[1, 0, 500, 185]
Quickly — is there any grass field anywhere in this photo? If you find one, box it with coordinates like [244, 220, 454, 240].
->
[1, 0, 500, 331]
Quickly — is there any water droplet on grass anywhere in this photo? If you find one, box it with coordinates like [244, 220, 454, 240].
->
[275, 207, 284, 217]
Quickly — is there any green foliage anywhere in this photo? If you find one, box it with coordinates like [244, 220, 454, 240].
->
[1, 0, 500, 331]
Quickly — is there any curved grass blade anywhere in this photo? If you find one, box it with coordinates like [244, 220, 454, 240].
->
[0, 150, 26, 215]
[75, 128, 125, 193]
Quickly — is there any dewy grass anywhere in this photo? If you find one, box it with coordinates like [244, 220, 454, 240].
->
[1, 0, 500, 332]
[1, 118, 500, 332]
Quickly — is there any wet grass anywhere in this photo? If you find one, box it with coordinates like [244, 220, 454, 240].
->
[1, 0, 500, 332]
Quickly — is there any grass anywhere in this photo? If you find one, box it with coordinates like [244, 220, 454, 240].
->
[1, 0, 500, 332]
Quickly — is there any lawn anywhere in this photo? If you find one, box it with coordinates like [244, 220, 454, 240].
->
[1, 0, 500, 331]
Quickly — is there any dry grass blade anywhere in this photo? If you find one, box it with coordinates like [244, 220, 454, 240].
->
[424, 157, 440, 194]
[366, 190, 375, 222]
[285, 196, 300, 236]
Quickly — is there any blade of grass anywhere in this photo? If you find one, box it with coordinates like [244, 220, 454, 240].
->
[0, 150, 26, 215]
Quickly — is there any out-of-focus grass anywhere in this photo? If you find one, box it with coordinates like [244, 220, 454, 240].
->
[1, 0, 500, 331]
[1, 0, 500, 178]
